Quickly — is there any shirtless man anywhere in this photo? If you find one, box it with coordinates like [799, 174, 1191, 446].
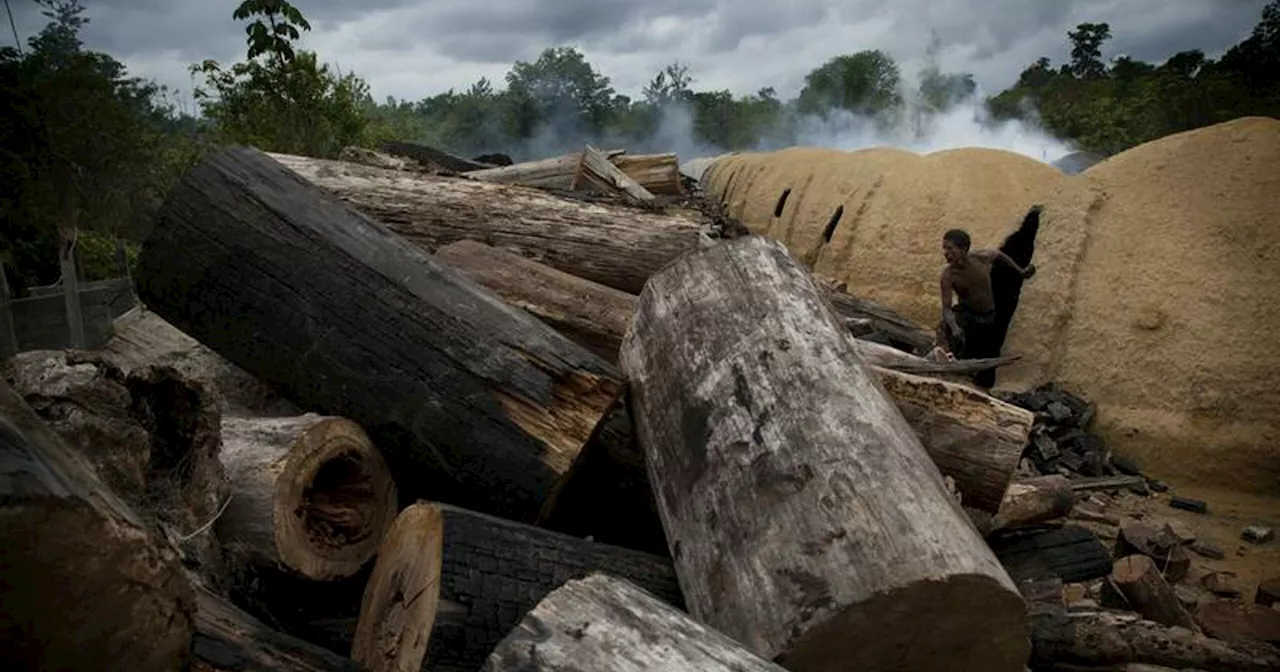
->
[937, 226, 1036, 388]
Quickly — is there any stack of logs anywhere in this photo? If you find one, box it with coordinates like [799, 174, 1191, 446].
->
[2, 144, 1277, 672]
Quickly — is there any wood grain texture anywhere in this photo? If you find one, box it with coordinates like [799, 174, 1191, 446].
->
[481, 573, 787, 672]
[618, 235, 1029, 672]
[135, 146, 624, 522]
[1110, 555, 1196, 629]
[990, 475, 1076, 532]
[573, 144, 656, 205]
[433, 239, 636, 363]
[268, 151, 707, 294]
[0, 379, 195, 671]
[216, 414, 398, 581]
[302, 501, 684, 672]
[611, 153, 685, 196]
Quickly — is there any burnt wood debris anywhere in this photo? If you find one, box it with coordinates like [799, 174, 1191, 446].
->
[1, 142, 1276, 672]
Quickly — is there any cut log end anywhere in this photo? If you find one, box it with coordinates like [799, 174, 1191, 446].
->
[352, 502, 445, 672]
[777, 573, 1030, 672]
[219, 415, 399, 581]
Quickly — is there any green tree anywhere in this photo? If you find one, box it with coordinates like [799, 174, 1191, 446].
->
[503, 47, 616, 139]
[1067, 22, 1112, 79]
[191, 0, 374, 158]
[0, 0, 190, 291]
[796, 50, 903, 118]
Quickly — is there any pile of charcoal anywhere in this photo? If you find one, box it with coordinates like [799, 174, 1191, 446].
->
[996, 383, 1157, 491]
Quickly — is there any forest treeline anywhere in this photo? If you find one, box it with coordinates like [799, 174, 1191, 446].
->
[2, 0, 1278, 292]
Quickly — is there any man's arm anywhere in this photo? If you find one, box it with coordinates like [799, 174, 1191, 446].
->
[976, 249, 1036, 278]
[938, 271, 959, 349]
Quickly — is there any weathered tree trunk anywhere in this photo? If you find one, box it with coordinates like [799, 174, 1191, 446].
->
[611, 153, 685, 196]
[990, 526, 1114, 584]
[618, 235, 1029, 672]
[990, 475, 1076, 532]
[3, 350, 230, 588]
[1109, 555, 1196, 629]
[871, 366, 1030, 512]
[481, 573, 787, 672]
[853, 338, 1020, 377]
[465, 152, 583, 188]
[573, 144, 656, 205]
[0, 379, 196, 671]
[98, 308, 301, 417]
[1030, 609, 1280, 671]
[816, 277, 936, 354]
[216, 414, 399, 581]
[268, 151, 708, 294]
[328, 501, 684, 672]
[135, 146, 625, 521]
[433, 240, 636, 363]
[193, 587, 361, 672]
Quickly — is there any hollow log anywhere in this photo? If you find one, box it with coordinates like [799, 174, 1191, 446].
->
[573, 144, 656, 205]
[193, 587, 361, 672]
[433, 239, 636, 363]
[618, 235, 1029, 672]
[216, 414, 399, 581]
[342, 501, 683, 672]
[991, 475, 1076, 532]
[267, 151, 707, 294]
[481, 573, 786, 672]
[611, 153, 685, 196]
[0, 379, 195, 671]
[990, 526, 1114, 584]
[135, 146, 625, 521]
[1030, 609, 1280, 671]
[1109, 555, 1196, 629]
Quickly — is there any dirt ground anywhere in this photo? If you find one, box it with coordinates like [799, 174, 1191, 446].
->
[1073, 481, 1280, 605]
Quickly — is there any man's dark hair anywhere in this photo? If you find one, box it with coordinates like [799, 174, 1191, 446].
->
[943, 228, 971, 250]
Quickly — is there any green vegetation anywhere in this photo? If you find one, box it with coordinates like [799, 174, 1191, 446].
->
[2, 0, 1277, 293]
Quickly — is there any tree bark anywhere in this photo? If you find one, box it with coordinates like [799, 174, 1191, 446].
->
[0, 378, 196, 671]
[193, 586, 362, 672]
[216, 414, 399, 581]
[1109, 555, 1196, 629]
[611, 153, 685, 196]
[481, 573, 787, 672]
[331, 501, 684, 672]
[465, 152, 583, 188]
[990, 475, 1076, 532]
[1030, 609, 1280, 671]
[990, 526, 1114, 584]
[267, 151, 708, 294]
[433, 239, 636, 363]
[135, 146, 625, 522]
[573, 144, 656, 205]
[618, 235, 1029, 672]
[816, 277, 936, 355]
[1115, 522, 1192, 583]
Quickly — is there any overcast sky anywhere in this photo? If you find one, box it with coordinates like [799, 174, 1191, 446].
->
[5, 0, 1269, 111]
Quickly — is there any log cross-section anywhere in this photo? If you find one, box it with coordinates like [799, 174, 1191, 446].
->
[134, 145, 625, 522]
[0, 379, 196, 671]
[618, 235, 1030, 672]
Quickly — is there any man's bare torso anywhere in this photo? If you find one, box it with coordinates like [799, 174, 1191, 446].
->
[944, 250, 997, 313]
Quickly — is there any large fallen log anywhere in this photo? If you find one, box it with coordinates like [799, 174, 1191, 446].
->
[135, 145, 626, 522]
[437, 240, 1028, 513]
[433, 239, 636, 363]
[464, 148, 625, 188]
[1030, 608, 1280, 671]
[481, 573, 787, 672]
[194, 587, 361, 672]
[268, 151, 707, 294]
[618, 235, 1029, 671]
[329, 501, 684, 672]
[610, 153, 685, 196]
[817, 278, 936, 354]
[3, 349, 231, 586]
[216, 414, 399, 581]
[0, 379, 195, 671]
[573, 144, 656, 205]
